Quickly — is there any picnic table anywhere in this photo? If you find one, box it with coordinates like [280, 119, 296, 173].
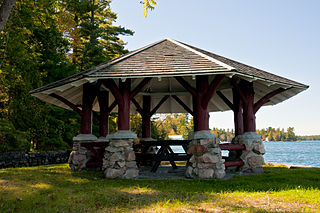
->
[136, 140, 192, 172]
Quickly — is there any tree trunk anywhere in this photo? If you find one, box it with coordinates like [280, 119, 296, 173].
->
[0, 0, 16, 32]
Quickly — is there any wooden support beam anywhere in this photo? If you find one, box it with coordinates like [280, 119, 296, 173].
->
[219, 143, 246, 150]
[172, 95, 194, 116]
[239, 80, 256, 132]
[118, 79, 131, 130]
[97, 91, 109, 137]
[130, 78, 152, 100]
[132, 98, 143, 115]
[81, 83, 98, 134]
[108, 100, 117, 112]
[233, 88, 244, 136]
[175, 75, 224, 132]
[230, 77, 247, 104]
[194, 76, 209, 131]
[224, 160, 244, 167]
[102, 78, 152, 131]
[150, 95, 169, 115]
[102, 79, 123, 106]
[142, 95, 151, 138]
[49, 93, 83, 116]
[174, 76, 197, 96]
[254, 87, 288, 114]
[202, 74, 225, 108]
[216, 91, 234, 110]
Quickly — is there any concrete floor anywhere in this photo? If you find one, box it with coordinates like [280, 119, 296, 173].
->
[137, 166, 235, 180]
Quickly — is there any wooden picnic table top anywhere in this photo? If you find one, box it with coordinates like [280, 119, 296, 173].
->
[139, 139, 191, 147]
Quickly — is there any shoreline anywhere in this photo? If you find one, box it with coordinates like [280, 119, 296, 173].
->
[264, 162, 318, 169]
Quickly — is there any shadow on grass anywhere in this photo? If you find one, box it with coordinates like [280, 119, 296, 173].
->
[0, 164, 319, 212]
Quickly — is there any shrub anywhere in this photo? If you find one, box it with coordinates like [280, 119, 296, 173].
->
[0, 119, 30, 152]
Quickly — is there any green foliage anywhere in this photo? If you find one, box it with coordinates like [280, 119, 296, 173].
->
[151, 117, 167, 140]
[130, 113, 143, 138]
[211, 127, 234, 142]
[0, 119, 30, 151]
[128, 113, 168, 140]
[0, 0, 132, 151]
[148, 113, 193, 140]
[60, 0, 133, 70]
[257, 127, 297, 141]
[143, 0, 156, 17]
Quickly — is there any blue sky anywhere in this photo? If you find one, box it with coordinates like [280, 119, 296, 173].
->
[111, 0, 320, 135]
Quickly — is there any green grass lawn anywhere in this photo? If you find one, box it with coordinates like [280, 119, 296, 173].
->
[0, 164, 319, 213]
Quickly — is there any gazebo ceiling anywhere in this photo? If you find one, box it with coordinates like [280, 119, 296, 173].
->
[30, 38, 308, 114]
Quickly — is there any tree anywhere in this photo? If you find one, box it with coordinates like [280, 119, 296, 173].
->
[286, 127, 296, 141]
[59, 0, 133, 70]
[142, 0, 156, 17]
[0, 0, 16, 31]
[1, 0, 156, 33]
[0, 0, 133, 150]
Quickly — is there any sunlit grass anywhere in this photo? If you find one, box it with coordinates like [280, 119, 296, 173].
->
[0, 164, 319, 212]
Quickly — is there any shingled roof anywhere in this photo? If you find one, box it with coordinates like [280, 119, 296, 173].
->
[30, 38, 308, 113]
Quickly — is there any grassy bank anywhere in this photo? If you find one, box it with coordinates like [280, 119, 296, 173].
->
[0, 164, 319, 212]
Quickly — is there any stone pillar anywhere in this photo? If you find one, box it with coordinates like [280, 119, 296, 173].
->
[234, 132, 265, 173]
[185, 131, 225, 179]
[103, 131, 139, 179]
[68, 134, 97, 170]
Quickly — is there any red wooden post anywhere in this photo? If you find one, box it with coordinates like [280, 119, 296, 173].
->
[224, 160, 244, 167]
[142, 95, 151, 138]
[219, 143, 246, 150]
[103, 78, 151, 132]
[239, 80, 256, 132]
[194, 75, 210, 131]
[133, 95, 169, 138]
[118, 79, 131, 130]
[97, 91, 109, 137]
[80, 83, 97, 134]
[231, 78, 289, 134]
[175, 75, 225, 132]
[233, 88, 244, 136]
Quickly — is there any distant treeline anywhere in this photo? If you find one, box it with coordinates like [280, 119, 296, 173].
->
[211, 127, 320, 141]
[257, 127, 296, 141]
[212, 127, 298, 142]
[212, 126, 319, 142]
[297, 135, 320, 141]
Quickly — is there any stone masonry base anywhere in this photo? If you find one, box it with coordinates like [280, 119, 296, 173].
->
[68, 134, 97, 170]
[234, 132, 266, 173]
[102, 131, 139, 179]
[186, 131, 226, 179]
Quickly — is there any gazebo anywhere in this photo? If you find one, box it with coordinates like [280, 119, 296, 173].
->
[30, 38, 308, 179]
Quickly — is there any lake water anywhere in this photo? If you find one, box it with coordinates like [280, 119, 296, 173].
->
[170, 141, 320, 168]
[263, 141, 320, 167]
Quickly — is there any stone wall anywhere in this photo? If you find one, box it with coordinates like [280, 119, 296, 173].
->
[0, 150, 71, 169]
[185, 131, 226, 179]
